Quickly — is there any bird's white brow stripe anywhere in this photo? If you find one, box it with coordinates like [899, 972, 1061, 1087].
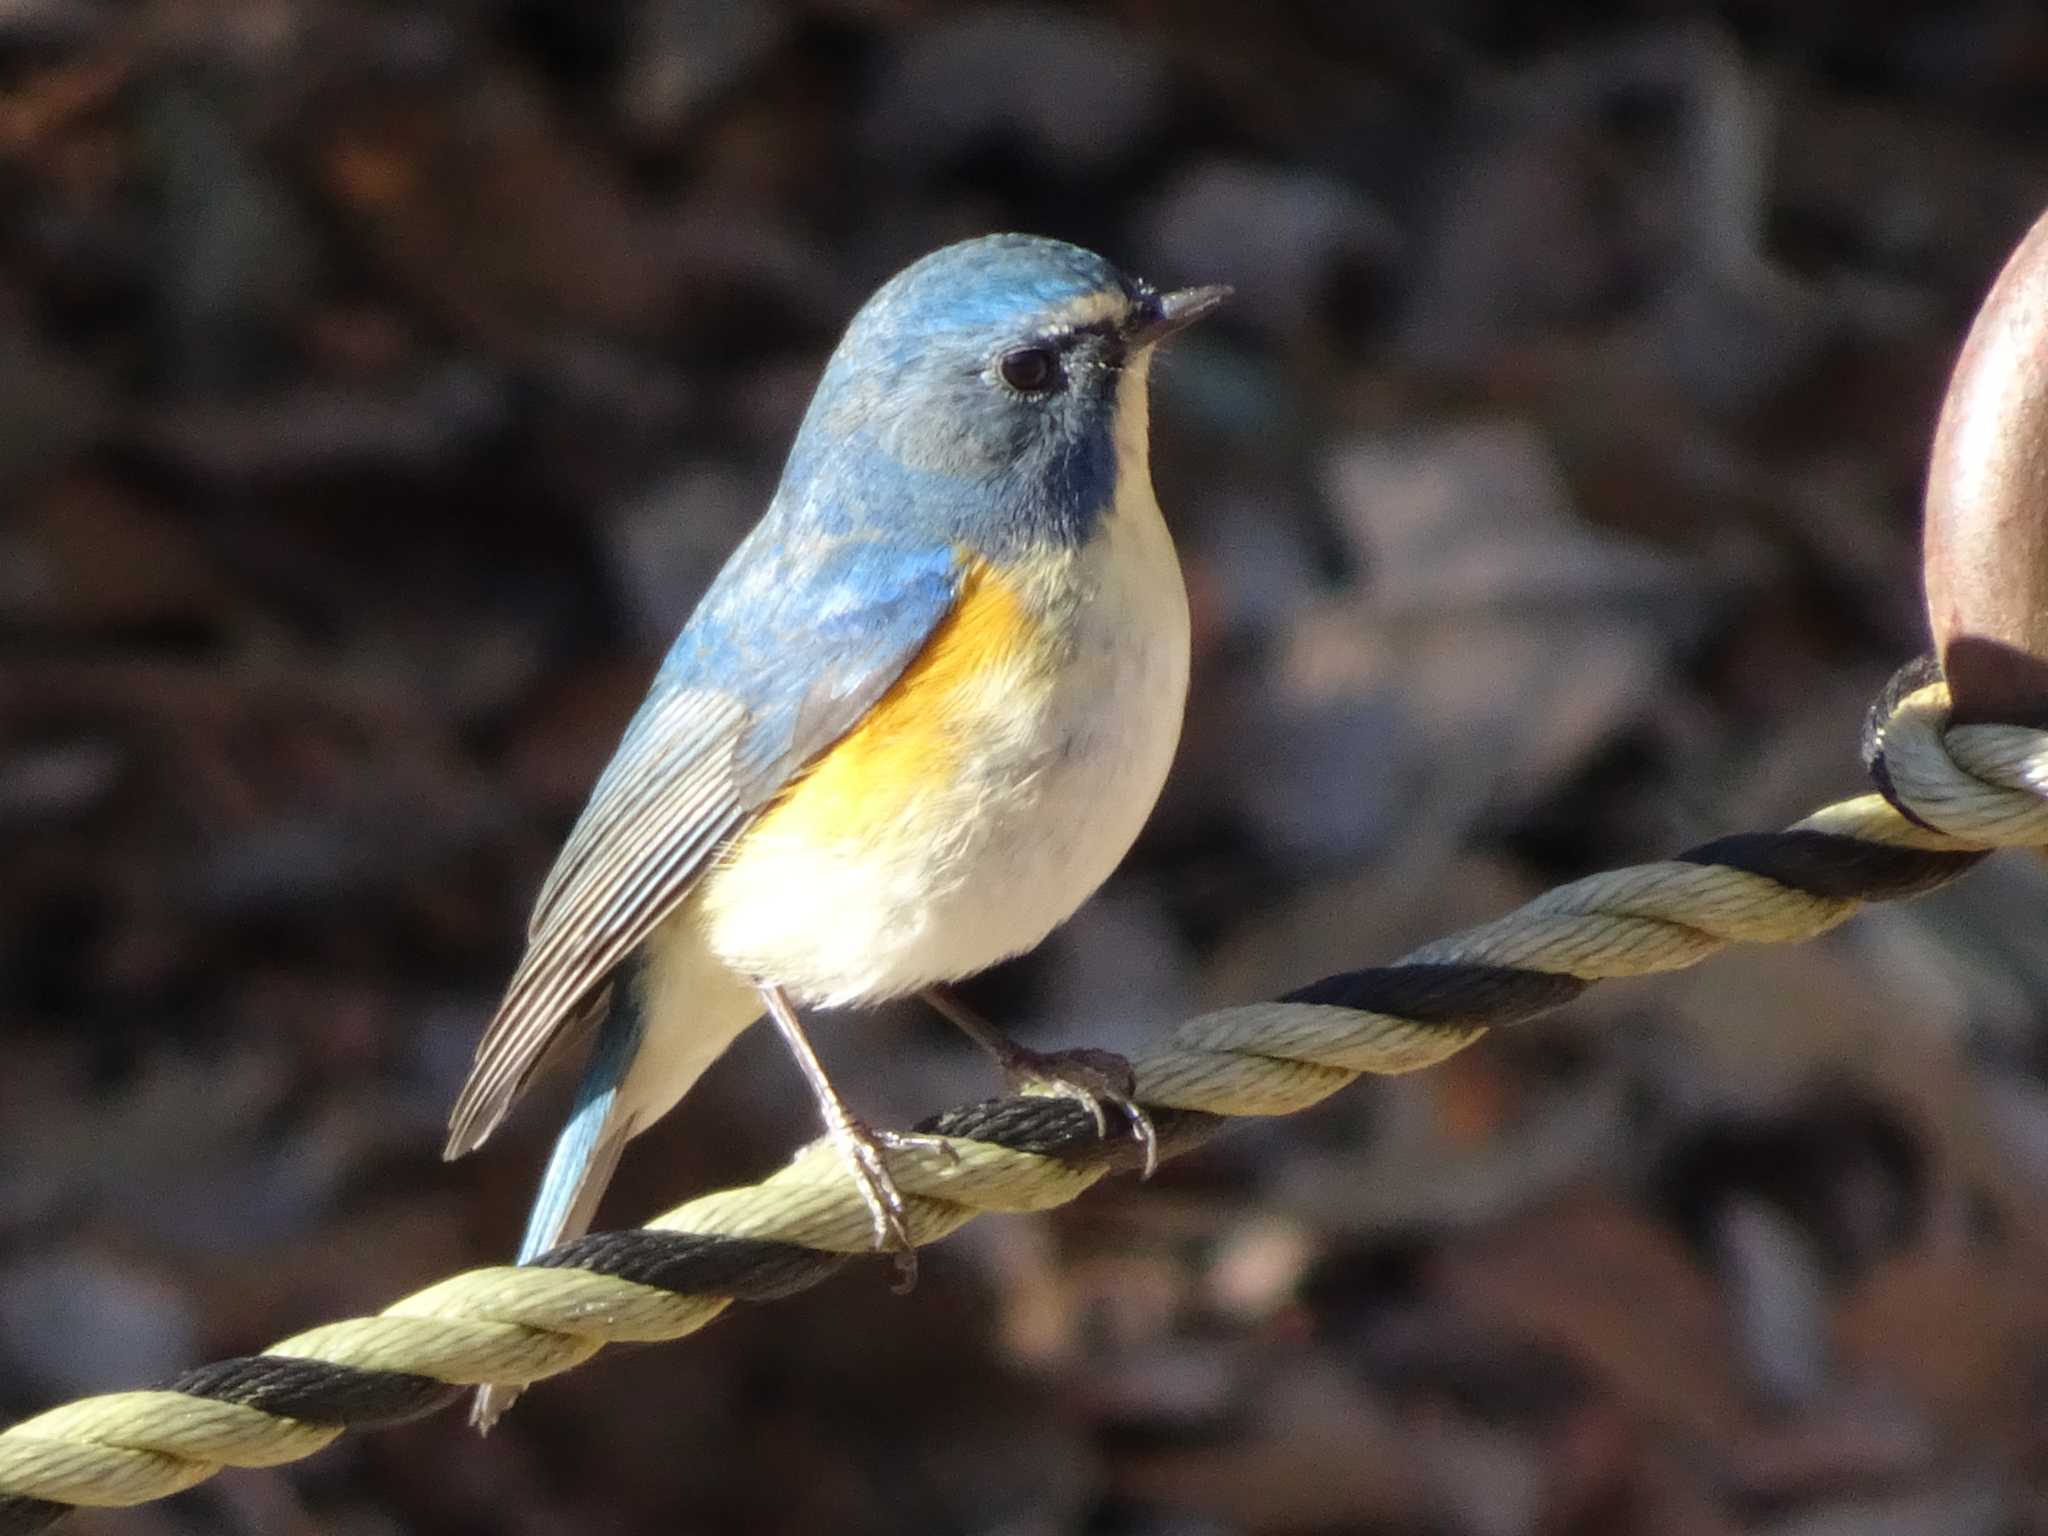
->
[1037, 290, 1132, 331]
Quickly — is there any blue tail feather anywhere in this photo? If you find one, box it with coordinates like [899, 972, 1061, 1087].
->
[474, 959, 646, 1431]
[515, 978, 646, 1263]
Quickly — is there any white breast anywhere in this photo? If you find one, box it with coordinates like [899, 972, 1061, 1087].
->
[701, 357, 1191, 1006]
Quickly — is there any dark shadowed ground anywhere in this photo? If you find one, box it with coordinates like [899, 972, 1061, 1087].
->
[7, 2, 2048, 1532]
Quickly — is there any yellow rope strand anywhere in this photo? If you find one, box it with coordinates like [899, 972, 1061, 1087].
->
[0, 679, 2039, 1523]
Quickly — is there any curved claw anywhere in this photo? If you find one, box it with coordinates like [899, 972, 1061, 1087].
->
[917, 989, 1158, 1176]
[829, 1117, 922, 1291]
[1006, 1045, 1159, 1178]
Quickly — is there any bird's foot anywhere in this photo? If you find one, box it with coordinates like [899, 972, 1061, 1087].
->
[824, 1117, 953, 1293]
[1000, 1042, 1159, 1179]
[919, 987, 1159, 1176]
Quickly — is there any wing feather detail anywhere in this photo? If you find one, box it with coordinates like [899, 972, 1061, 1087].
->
[443, 537, 965, 1159]
[444, 689, 750, 1155]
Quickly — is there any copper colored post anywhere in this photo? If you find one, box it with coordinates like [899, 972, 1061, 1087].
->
[1925, 208, 2048, 725]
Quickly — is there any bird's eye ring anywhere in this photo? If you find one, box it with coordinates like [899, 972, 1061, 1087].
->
[997, 344, 1059, 394]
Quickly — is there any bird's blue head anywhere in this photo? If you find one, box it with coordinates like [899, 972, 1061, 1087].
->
[776, 234, 1228, 556]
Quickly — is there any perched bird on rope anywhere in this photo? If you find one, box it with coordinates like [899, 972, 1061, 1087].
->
[443, 234, 1227, 1428]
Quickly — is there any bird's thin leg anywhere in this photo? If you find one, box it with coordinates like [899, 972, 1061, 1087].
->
[921, 985, 1158, 1177]
[757, 983, 942, 1291]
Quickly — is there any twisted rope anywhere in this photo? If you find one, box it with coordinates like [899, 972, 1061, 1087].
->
[3, 673, 2041, 1532]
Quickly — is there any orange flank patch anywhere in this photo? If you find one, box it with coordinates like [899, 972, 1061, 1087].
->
[744, 559, 1038, 845]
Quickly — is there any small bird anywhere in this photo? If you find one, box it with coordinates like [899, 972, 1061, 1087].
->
[445, 234, 1226, 1428]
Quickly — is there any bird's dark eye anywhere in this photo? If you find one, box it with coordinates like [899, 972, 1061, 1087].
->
[998, 344, 1059, 394]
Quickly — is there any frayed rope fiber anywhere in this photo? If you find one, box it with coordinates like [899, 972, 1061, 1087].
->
[2, 671, 2038, 1531]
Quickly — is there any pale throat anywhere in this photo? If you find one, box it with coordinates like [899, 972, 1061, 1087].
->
[1109, 347, 1156, 513]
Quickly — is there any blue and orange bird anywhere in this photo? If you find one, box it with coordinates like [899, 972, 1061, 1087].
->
[444, 234, 1227, 1427]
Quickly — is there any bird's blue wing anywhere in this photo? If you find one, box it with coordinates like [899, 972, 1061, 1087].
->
[443, 536, 961, 1155]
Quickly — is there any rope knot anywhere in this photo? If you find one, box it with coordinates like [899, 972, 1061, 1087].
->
[1864, 665, 2048, 847]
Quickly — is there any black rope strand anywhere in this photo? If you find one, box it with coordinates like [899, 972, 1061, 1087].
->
[0, 1499, 63, 1535]
[534, 1232, 848, 1302]
[1282, 962, 1589, 1018]
[168, 1357, 461, 1428]
[1863, 655, 1950, 830]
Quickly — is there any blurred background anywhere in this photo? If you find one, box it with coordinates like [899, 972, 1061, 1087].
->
[6, 1, 2048, 1532]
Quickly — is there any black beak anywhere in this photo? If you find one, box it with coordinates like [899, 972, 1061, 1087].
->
[1125, 284, 1232, 348]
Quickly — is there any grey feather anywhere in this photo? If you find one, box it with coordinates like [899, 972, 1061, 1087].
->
[444, 689, 750, 1157]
